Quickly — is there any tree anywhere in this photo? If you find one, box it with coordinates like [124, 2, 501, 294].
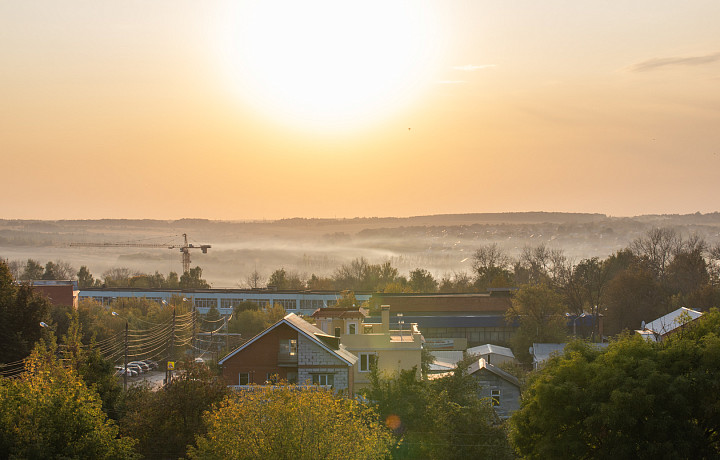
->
[439, 271, 475, 292]
[180, 266, 211, 289]
[0, 261, 52, 362]
[408, 268, 438, 292]
[189, 384, 393, 460]
[630, 227, 682, 280]
[102, 267, 134, 287]
[267, 268, 304, 290]
[509, 313, 720, 458]
[603, 266, 664, 336]
[20, 259, 44, 280]
[78, 265, 95, 288]
[120, 361, 229, 459]
[0, 343, 138, 459]
[364, 366, 513, 459]
[244, 269, 264, 289]
[472, 243, 513, 290]
[506, 283, 568, 364]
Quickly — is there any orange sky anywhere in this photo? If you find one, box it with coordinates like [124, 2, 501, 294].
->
[2, 1, 719, 220]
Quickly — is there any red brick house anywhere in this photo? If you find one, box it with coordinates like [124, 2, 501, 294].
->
[219, 313, 358, 393]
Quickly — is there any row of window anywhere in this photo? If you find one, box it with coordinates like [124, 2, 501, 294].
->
[237, 372, 333, 386]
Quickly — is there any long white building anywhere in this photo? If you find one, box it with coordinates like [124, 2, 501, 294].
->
[79, 287, 371, 316]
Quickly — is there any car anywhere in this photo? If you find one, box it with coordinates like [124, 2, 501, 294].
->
[142, 360, 158, 370]
[114, 366, 137, 377]
[129, 361, 150, 372]
[126, 363, 143, 375]
[194, 357, 206, 365]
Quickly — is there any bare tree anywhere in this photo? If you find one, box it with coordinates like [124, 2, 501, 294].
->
[472, 243, 511, 274]
[630, 228, 682, 279]
[244, 269, 264, 289]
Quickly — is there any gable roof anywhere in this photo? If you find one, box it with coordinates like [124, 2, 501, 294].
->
[219, 313, 357, 366]
[466, 344, 515, 359]
[467, 358, 520, 387]
[642, 307, 703, 337]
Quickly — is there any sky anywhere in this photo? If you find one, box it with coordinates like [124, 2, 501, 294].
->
[2, 1, 719, 220]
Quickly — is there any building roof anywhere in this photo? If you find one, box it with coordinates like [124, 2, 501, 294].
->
[372, 293, 512, 314]
[430, 350, 465, 366]
[466, 344, 515, 359]
[530, 342, 609, 366]
[365, 315, 509, 328]
[641, 307, 703, 337]
[219, 313, 357, 366]
[467, 358, 520, 388]
[529, 343, 566, 365]
[311, 307, 368, 319]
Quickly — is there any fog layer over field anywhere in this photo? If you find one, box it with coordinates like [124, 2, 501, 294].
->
[2, 213, 720, 287]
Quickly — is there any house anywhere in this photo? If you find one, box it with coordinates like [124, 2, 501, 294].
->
[313, 305, 424, 392]
[219, 313, 357, 393]
[467, 358, 521, 419]
[530, 342, 609, 370]
[466, 344, 516, 366]
[636, 307, 703, 342]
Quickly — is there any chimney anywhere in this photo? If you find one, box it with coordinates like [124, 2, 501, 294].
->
[381, 305, 390, 333]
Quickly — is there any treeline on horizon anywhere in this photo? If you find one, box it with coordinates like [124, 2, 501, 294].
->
[7, 227, 720, 335]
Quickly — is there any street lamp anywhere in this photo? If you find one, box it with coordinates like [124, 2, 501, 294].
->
[566, 312, 587, 337]
[112, 311, 129, 391]
[397, 313, 404, 342]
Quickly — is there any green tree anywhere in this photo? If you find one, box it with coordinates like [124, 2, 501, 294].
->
[408, 268, 438, 292]
[267, 267, 305, 290]
[180, 266, 211, 289]
[0, 261, 52, 362]
[0, 343, 138, 459]
[20, 258, 44, 280]
[603, 266, 665, 336]
[120, 361, 229, 459]
[506, 283, 568, 364]
[78, 265, 95, 288]
[364, 366, 512, 459]
[189, 384, 392, 460]
[510, 314, 720, 458]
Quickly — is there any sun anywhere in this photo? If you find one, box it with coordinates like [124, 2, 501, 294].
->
[216, 1, 440, 131]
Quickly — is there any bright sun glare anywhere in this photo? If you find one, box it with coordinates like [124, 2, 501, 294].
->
[217, 1, 440, 131]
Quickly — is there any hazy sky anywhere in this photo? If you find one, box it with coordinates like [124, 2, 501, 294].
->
[2, 1, 719, 220]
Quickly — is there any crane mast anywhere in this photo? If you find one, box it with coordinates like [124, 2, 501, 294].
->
[69, 233, 211, 273]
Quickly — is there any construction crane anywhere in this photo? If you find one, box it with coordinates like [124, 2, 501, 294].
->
[70, 233, 211, 274]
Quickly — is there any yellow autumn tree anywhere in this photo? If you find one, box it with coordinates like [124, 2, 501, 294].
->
[189, 385, 392, 460]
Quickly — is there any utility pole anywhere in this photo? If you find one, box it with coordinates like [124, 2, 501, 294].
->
[123, 321, 128, 391]
[192, 306, 197, 361]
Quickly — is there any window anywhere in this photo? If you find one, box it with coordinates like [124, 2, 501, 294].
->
[491, 389, 501, 406]
[334, 327, 341, 337]
[348, 323, 357, 335]
[221, 298, 243, 309]
[287, 371, 298, 384]
[194, 298, 217, 309]
[300, 299, 325, 310]
[312, 374, 334, 386]
[359, 353, 377, 372]
[239, 373, 250, 385]
[266, 373, 279, 384]
[274, 299, 297, 310]
[279, 339, 298, 356]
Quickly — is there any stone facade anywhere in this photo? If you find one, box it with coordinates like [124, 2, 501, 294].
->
[297, 334, 350, 390]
